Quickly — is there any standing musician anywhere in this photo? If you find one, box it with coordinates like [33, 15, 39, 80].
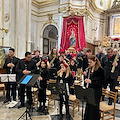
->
[65, 49, 72, 60]
[16, 52, 37, 108]
[82, 48, 92, 72]
[102, 47, 120, 105]
[76, 48, 87, 69]
[96, 49, 105, 64]
[3, 48, 19, 103]
[84, 55, 105, 120]
[57, 61, 74, 117]
[32, 50, 42, 63]
[48, 47, 59, 69]
[37, 59, 49, 112]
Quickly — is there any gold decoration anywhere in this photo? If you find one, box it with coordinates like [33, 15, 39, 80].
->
[101, 36, 111, 47]
[58, 6, 86, 16]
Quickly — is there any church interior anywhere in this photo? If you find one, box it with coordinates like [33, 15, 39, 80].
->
[0, 0, 120, 120]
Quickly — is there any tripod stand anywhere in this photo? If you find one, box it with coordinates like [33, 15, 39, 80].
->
[18, 100, 32, 120]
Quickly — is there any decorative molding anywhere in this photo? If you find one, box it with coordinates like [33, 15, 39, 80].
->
[31, 12, 58, 17]
[32, 0, 57, 5]
[31, 9, 58, 14]
[32, 0, 59, 9]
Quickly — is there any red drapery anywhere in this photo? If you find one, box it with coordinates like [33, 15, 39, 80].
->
[60, 16, 86, 52]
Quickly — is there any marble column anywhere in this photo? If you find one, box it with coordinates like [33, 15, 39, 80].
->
[15, 0, 31, 58]
[58, 13, 63, 51]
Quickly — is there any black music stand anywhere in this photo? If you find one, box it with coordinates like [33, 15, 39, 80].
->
[74, 85, 96, 120]
[48, 83, 73, 120]
[18, 74, 39, 120]
[49, 68, 57, 79]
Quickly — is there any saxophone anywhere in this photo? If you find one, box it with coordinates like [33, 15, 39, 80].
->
[49, 55, 56, 67]
[111, 53, 119, 73]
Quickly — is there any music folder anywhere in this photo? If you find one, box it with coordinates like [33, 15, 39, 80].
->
[19, 74, 39, 87]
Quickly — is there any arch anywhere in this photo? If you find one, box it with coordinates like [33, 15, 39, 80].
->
[40, 23, 59, 38]
[42, 24, 58, 55]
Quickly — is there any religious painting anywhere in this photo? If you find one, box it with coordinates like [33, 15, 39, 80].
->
[0, 47, 9, 68]
[60, 16, 86, 52]
[113, 17, 120, 36]
[69, 30, 76, 48]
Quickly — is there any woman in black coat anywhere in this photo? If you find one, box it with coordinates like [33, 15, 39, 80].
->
[84, 55, 105, 120]
[57, 61, 74, 116]
[37, 59, 49, 111]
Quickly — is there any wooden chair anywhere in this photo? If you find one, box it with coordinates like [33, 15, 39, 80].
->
[115, 76, 120, 102]
[0, 83, 5, 98]
[46, 89, 55, 110]
[32, 87, 38, 106]
[69, 95, 80, 117]
[100, 88, 117, 120]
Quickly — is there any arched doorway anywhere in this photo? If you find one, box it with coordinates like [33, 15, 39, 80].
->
[43, 25, 58, 55]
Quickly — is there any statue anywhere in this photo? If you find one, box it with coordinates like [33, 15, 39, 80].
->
[70, 30, 76, 48]
[101, 36, 111, 47]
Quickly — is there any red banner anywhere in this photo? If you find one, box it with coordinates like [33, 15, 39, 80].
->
[60, 16, 86, 52]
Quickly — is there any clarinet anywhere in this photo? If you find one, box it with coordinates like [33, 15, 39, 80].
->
[86, 68, 91, 88]
[37, 68, 42, 89]
[10, 57, 13, 74]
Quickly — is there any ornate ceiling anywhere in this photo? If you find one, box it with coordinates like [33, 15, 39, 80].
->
[94, 0, 114, 10]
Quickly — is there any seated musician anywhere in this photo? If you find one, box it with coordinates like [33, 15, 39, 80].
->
[37, 59, 49, 112]
[84, 55, 105, 120]
[48, 47, 59, 69]
[57, 61, 74, 116]
[69, 58, 77, 79]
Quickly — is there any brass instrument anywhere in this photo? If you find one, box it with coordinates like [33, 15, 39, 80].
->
[49, 55, 56, 67]
[111, 53, 119, 73]
[36, 59, 41, 70]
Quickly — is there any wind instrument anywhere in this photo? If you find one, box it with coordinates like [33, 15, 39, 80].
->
[10, 57, 13, 74]
[111, 53, 119, 73]
[86, 68, 91, 88]
[36, 59, 41, 70]
[49, 55, 56, 67]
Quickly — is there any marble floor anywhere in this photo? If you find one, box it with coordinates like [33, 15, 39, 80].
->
[0, 93, 120, 120]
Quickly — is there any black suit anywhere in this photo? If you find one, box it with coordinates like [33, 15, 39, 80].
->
[3, 56, 19, 100]
[102, 55, 120, 91]
[84, 67, 105, 120]
[96, 53, 105, 64]
[32, 56, 42, 63]
[16, 59, 36, 106]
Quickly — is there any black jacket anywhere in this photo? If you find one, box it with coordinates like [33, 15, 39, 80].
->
[88, 67, 105, 89]
[83, 56, 88, 72]
[39, 68, 49, 88]
[96, 53, 105, 64]
[32, 56, 42, 63]
[3, 56, 19, 74]
[48, 56, 59, 69]
[57, 72, 74, 94]
[15, 59, 37, 82]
